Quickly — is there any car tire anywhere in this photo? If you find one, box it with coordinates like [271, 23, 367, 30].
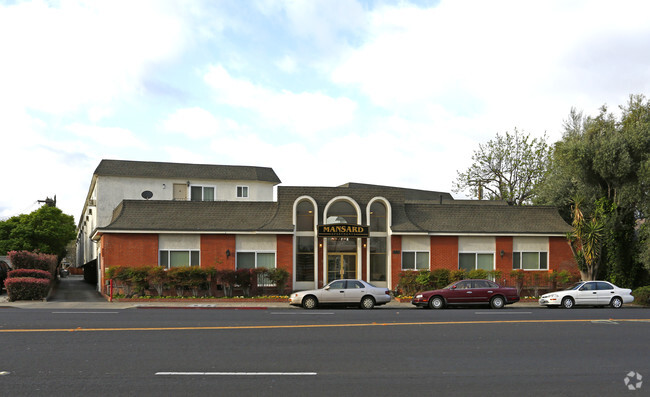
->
[360, 296, 375, 310]
[302, 296, 318, 310]
[610, 296, 623, 308]
[428, 296, 445, 309]
[561, 297, 574, 309]
[490, 296, 505, 309]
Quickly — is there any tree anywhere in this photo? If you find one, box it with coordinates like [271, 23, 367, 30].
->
[536, 95, 650, 287]
[0, 205, 76, 261]
[566, 197, 605, 280]
[453, 128, 551, 205]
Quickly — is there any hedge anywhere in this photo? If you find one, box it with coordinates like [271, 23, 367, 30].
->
[5, 277, 51, 301]
[7, 269, 53, 280]
[7, 251, 58, 275]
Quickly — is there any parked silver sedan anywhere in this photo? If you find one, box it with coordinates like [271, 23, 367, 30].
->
[539, 280, 634, 308]
[289, 279, 391, 309]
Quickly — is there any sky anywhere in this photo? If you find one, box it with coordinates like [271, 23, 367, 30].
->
[1, 0, 650, 224]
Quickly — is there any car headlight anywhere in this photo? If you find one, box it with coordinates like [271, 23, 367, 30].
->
[543, 294, 558, 298]
[415, 294, 423, 299]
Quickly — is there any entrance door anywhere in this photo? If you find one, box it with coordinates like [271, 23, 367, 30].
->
[327, 254, 356, 283]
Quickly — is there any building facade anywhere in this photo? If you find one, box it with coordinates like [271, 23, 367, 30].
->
[78, 160, 575, 293]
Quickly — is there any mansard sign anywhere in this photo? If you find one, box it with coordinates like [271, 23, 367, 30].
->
[318, 224, 369, 238]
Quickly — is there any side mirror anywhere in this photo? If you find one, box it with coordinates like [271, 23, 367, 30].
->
[324, 286, 330, 290]
[451, 285, 457, 290]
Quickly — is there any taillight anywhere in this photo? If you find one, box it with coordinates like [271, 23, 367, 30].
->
[385, 290, 390, 295]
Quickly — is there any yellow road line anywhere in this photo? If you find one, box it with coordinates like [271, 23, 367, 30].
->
[0, 318, 649, 333]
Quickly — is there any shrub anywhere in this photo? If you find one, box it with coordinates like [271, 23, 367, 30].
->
[8, 269, 53, 280]
[430, 269, 451, 288]
[268, 267, 290, 294]
[236, 269, 253, 296]
[631, 286, 650, 306]
[396, 271, 419, 296]
[8, 251, 57, 274]
[5, 277, 51, 301]
[147, 267, 168, 296]
[450, 269, 467, 282]
[468, 269, 488, 280]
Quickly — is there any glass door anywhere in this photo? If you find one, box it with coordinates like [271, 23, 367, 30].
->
[327, 254, 356, 283]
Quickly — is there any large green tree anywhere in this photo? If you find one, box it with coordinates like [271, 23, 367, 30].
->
[453, 128, 551, 205]
[536, 95, 650, 287]
[0, 205, 76, 261]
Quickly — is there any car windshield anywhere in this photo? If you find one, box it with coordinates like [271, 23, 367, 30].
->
[443, 282, 457, 289]
[564, 282, 584, 291]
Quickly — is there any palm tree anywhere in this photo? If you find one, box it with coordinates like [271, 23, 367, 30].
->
[566, 197, 604, 280]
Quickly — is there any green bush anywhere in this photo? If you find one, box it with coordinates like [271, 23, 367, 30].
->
[5, 277, 51, 301]
[631, 286, 650, 306]
[268, 267, 290, 294]
[450, 269, 467, 282]
[397, 271, 419, 296]
[468, 269, 488, 280]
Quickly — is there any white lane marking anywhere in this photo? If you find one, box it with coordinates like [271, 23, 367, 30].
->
[52, 312, 120, 314]
[155, 372, 317, 376]
[269, 312, 334, 315]
[474, 312, 532, 315]
[0, 371, 10, 376]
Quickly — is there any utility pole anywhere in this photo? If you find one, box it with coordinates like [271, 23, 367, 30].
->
[38, 195, 57, 207]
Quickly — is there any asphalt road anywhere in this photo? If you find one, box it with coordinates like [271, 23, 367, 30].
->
[1, 306, 648, 396]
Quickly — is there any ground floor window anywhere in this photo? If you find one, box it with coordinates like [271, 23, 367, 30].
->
[459, 253, 493, 272]
[513, 252, 548, 270]
[295, 236, 315, 282]
[159, 250, 200, 268]
[370, 237, 387, 281]
[402, 251, 429, 270]
[237, 251, 276, 286]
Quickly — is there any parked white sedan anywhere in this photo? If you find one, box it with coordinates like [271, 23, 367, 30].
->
[289, 279, 391, 309]
[539, 281, 634, 308]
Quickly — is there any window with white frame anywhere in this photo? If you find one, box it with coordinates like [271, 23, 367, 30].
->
[159, 250, 200, 268]
[459, 253, 494, 272]
[236, 251, 276, 286]
[513, 252, 548, 270]
[237, 186, 249, 198]
[190, 185, 215, 201]
[402, 251, 429, 270]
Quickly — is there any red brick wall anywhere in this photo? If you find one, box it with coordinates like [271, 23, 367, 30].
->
[200, 235, 236, 270]
[391, 235, 402, 289]
[100, 233, 158, 289]
[549, 236, 576, 272]
[430, 236, 458, 271]
[276, 235, 293, 290]
[495, 237, 513, 273]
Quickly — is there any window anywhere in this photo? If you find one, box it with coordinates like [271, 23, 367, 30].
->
[237, 186, 249, 198]
[370, 237, 387, 281]
[402, 251, 429, 270]
[512, 252, 548, 270]
[295, 236, 315, 282]
[190, 185, 215, 201]
[326, 201, 357, 225]
[159, 250, 200, 268]
[296, 201, 315, 231]
[459, 253, 494, 272]
[369, 201, 387, 232]
[237, 251, 276, 286]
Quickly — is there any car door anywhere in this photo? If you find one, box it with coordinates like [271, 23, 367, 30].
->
[574, 282, 598, 305]
[344, 280, 366, 303]
[446, 280, 473, 304]
[595, 281, 615, 305]
[469, 280, 492, 303]
[320, 280, 347, 303]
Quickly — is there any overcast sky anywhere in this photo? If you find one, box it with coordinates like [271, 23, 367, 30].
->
[1, 0, 650, 223]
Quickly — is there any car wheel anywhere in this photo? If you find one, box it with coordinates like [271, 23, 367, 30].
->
[490, 296, 505, 309]
[610, 296, 623, 308]
[360, 296, 375, 310]
[302, 296, 318, 309]
[561, 297, 574, 309]
[428, 296, 445, 309]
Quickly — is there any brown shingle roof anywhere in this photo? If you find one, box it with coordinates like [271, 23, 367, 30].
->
[94, 159, 281, 184]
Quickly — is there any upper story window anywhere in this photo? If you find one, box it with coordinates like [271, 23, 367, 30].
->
[326, 201, 357, 225]
[237, 186, 249, 198]
[190, 185, 215, 201]
[369, 201, 387, 232]
[296, 200, 315, 231]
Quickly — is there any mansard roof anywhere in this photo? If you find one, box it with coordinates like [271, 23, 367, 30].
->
[95, 185, 571, 237]
[94, 159, 281, 184]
